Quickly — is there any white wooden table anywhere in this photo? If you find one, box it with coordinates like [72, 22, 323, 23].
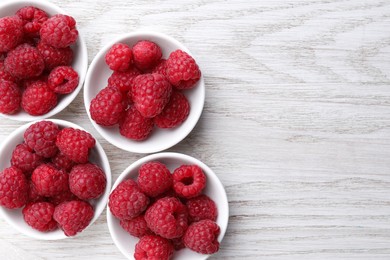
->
[1, 0, 390, 259]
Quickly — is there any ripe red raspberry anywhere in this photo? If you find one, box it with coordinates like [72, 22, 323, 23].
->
[173, 165, 206, 199]
[105, 43, 133, 72]
[11, 143, 43, 175]
[31, 164, 69, 197]
[183, 219, 220, 254]
[22, 202, 57, 232]
[48, 66, 79, 94]
[0, 16, 24, 52]
[37, 41, 73, 71]
[53, 200, 94, 236]
[47, 188, 78, 206]
[154, 91, 190, 129]
[0, 61, 18, 83]
[16, 6, 48, 37]
[119, 106, 154, 141]
[22, 81, 57, 116]
[4, 44, 45, 79]
[56, 128, 96, 163]
[69, 163, 106, 200]
[131, 73, 172, 118]
[51, 152, 75, 172]
[132, 40, 162, 71]
[120, 214, 152, 238]
[0, 167, 29, 209]
[40, 14, 78, 48]
[134, 235, 174, 260]
[151, 59, 167, 77]
[137, 161, 172, 197]
[107, 67, 140, 92]
[90, 87, 126, 126]
[166, 50, 201, 89]
[144, 197, 188, 239]
[24, 120, 59, 158]
[109, 179, 149, 220]
[0, 80, 21, 115]
[186, 195, 218, 222]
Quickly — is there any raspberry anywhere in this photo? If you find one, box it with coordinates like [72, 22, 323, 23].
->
[0, 61, 17, 83]
[154, 91, 190, 129]
[37, 41, 73, 71]
[173, 165, 206, 199]
[137, 161, 172, 197]
[119, 106, 154, 141]
[105, 43, 133, 72]
[22, 80, 57, 116]
[22, 202, 57, 232]
[51, 152, 75, 172]
[56, 128, 96, 163]
[0, 80, 21, 115]
[120, 214, 152, 238]
[132, 40, 162, 71]
[144, 197, 188, 239]
[11, 143, 43, 174]
[48, 66, 79, 94]
[109, 179, 149, 220]
[131, 73, 172, 118]
[0, 167, 29, 209]
[134, 235, 174, 260]
[151, 59, 167, 77]
[186, 195, 218, 222]
[27, 181, 44, 203]
[0, 16, 24, 52]
[166, 50, 201, 89]
[47, 188, 78, 206]
[31, 164, 69, 197]
[16, 6, 48, 37]
[53, 200, 94, 236]
[5, 44, 45, 79]
[40, 14, 78, 48]
[90, 87, 126, 126]
[69, 163, 106, 200]
[183, 220, 220, 254]
[24, 120, 59, 158]
[107, 67, 140, 92]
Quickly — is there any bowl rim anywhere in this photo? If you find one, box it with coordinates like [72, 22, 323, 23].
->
[0, 119, 111, 240]
[0, 0, 89, 122]
[83, 31, 205, 154]
[106, 152, 229, 260]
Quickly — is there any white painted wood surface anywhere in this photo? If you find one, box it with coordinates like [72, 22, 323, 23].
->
[1, 0, 390, 259]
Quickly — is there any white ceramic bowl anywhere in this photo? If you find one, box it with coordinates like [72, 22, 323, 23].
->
[0, 0, 88, 122]
[84, 32, 205, 154]
[107, 152, 228, 260]
[0, 119, 111, 240]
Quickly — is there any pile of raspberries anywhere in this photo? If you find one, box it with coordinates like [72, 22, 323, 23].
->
[89, 40, 201, 141]
[0, 121, 107, 236]
[0, 6, 80, 116]
[109, 161, 220, 259]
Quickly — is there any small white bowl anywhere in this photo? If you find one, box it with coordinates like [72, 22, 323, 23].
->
[0, 119, 111, 240]
[0, 0, 88, 122]
[84, 32, 205, 154]
[107, 152, 228, 260]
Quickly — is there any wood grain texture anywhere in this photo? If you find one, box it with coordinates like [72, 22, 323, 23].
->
[1, 0, 390, 259]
